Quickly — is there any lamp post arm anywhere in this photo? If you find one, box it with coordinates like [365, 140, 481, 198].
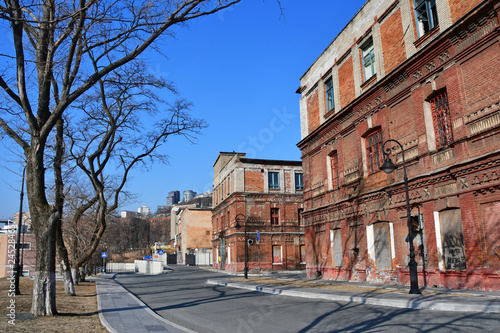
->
[381, 139, 406, 168]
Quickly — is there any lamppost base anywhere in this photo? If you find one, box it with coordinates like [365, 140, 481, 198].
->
[409, 287, 421, 294]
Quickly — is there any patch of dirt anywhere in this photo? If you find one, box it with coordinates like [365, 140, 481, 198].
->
[0, 277, 108, 332]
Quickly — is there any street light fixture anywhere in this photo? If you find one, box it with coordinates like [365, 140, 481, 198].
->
[234, 213, 248, 279]
[380, 139, 421, 294]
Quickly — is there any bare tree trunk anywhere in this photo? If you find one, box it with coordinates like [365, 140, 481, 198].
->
[31, 209, 58, 316]
[56, 224, 75, 295]
[54, 116, 75, 296]
[70, 267, 79, 284]
[79, 265, 86, 282]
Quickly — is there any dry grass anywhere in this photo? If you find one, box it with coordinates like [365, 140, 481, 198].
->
[230, 277, 465, 296]
[231, 277, 397, 293]
[0, 277, 108, 333]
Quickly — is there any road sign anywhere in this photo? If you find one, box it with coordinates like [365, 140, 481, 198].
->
[101, 252, 107, 258]
[143, 256, 152, 260]
[256, 231, 260, 241]
[158, 249, 164, 255]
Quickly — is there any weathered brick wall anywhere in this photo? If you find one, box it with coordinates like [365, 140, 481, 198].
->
[380, 8, 406, 75]
[338, 56, 356, 108]
[389, 95, 417, 145]
[244, 169, 264, 192]
[310, 151, 324, 187]
[449, 0, 483, 23]
[185, 209, 212, 250]
[461, 41, 500, 112]
[307, 89, 320, 133]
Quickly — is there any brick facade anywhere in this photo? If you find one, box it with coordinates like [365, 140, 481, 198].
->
[212, 152, 304, 273]
[297, 0, 500, 291]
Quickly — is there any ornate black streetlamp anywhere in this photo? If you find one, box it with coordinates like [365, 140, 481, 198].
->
[380, 139, 421, 294]
[234, 214, 248, 279]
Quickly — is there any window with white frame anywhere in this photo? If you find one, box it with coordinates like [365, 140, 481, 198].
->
[295, 172, 303, 191]
[414, 0, 439, 37]
[361, 38, 376, 81]
[325, 77, 334, 112]
[268, 171, 280, 190]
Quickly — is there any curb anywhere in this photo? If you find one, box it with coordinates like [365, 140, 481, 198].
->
[206, 278, 500, 313]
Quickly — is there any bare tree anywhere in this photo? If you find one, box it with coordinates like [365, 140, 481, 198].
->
[0, 0, 240, 316]
[64, 60, 205, 283]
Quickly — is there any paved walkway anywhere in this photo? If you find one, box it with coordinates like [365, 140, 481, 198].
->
[94, 274, 196, 333]
[94, 270, 500, 332]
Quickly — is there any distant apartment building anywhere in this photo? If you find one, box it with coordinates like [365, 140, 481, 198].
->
[121, 210, 140, 219]
[183, 190, 196, 202]
[138, 205, 151, 216]
[167, 191, 180, 206]
[297, 0, 500, 291]
[212, 152, 305, 272]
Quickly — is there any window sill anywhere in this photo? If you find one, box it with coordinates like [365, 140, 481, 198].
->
[324, 108, 336, 120]
[361, 74, 377, 90]
[414, 25, 440, 49]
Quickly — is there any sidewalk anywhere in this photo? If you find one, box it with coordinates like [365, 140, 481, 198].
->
[206, 270, 500, 313]
[93, 274, 196, 333]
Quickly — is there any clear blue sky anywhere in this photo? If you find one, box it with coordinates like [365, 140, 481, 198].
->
[0, 0, 366, 218]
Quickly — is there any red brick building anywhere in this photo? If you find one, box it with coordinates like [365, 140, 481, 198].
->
[212, 152, 305, 272]
[297, 0, 500, 290]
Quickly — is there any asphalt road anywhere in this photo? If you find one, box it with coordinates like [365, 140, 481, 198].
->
[115, 266, 500, 333]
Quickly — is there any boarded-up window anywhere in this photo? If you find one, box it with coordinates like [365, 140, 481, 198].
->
[330, 228, 343, 267]
[482, 202, 500, 267]
[311, 152, 324, 186]
[439, 209, 466, 270]
[374, 222, 392, 270]
[273, 245, 282, 264]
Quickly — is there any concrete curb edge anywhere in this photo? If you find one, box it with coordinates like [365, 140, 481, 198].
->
[206, 279, 500, 313]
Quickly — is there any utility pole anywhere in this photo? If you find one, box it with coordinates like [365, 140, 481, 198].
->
[14, 167, 26, 295]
